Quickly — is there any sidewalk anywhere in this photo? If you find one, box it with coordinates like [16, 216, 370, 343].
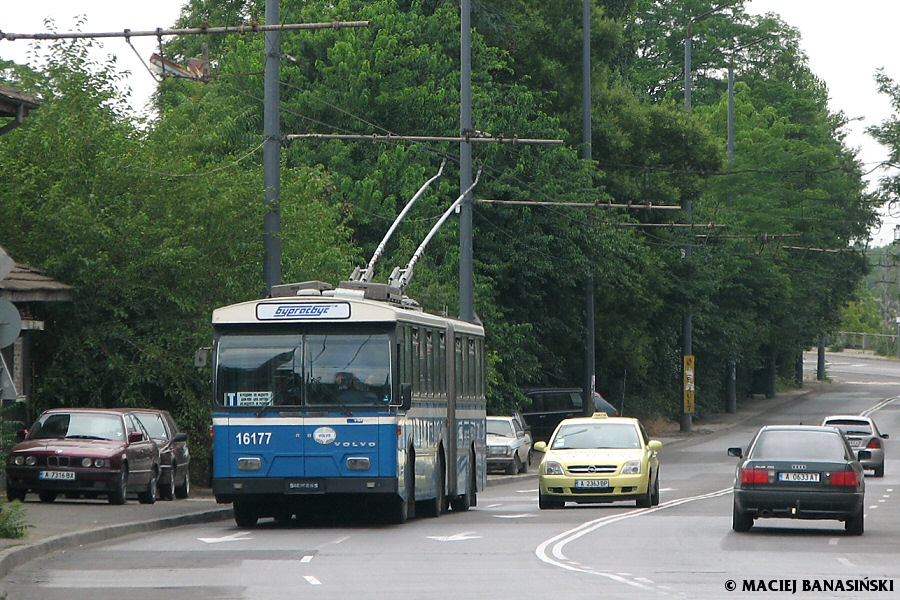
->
[0, 371, 843, 580]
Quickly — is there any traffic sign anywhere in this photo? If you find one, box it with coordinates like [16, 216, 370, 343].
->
[683, 355, 695, 414]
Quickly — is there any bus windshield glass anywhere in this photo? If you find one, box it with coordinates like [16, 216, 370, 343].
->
[216, 333, 392, 409]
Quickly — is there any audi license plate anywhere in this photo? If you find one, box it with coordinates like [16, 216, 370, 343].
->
[778, 472, 820, 482]
[39, 471, 75, 481]
[575, 479, 609, 489]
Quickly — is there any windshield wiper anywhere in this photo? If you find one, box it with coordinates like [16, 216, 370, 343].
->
[65, 435, 107, 440]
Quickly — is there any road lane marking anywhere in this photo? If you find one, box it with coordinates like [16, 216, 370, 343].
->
[838, 557, 855, 568]
[829, 538, 839, 545]
[301, 555, 314, 563]
[535, 487, 731, 590]
[494, 513, 536, 519]
[304, 576, 322, 585]
[861, 396, 898, 417]
[198, 531, 252, 544]
[427, 531, 482, 542]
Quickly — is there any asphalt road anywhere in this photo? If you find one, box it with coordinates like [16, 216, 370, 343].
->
[2, 351, 898, 599]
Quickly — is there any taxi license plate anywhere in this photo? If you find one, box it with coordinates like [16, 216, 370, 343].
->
[778, 472, 820, 482]
[575, 479, 609, 489]
[39, 471, 75, 481]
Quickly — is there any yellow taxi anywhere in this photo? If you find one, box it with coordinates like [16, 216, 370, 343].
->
[534, 413, 662, 509]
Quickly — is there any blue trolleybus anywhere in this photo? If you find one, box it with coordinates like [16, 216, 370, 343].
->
[209, 280, 486, 526]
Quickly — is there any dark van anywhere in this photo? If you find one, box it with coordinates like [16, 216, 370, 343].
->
[520, 388, 619, 442]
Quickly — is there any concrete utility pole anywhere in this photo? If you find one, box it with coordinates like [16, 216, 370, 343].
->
[263, 0, 281, 295]
[681, 2, 734, 432]
[581, 0, 595, 416]
[459, 0, 475, 323]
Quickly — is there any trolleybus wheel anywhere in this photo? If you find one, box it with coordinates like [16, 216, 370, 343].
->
[234, 500, 259, 528]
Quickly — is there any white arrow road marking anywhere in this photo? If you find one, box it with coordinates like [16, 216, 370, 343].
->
[301, 555, 314, 563]
[427, 531, 482, 542]
[198, 531, 252, 544]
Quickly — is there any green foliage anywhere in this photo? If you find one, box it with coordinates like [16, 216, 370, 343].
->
[0, 500, 32, 539]
[0, 0, 879, 442]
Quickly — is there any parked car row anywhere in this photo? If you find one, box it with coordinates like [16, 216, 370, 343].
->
[5, 407, 190, 505]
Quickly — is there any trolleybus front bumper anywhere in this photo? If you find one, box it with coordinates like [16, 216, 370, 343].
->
[213, 476, 399, 503]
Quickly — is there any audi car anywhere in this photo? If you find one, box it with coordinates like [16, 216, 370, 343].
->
[534, 413, 661, 509]
[729, 425, 867, 535]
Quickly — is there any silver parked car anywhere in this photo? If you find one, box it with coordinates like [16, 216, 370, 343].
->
[821, 415, 887, 477]
[487, 416, 532, 474]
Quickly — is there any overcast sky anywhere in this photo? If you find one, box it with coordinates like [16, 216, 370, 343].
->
[2, 1, 899, 244]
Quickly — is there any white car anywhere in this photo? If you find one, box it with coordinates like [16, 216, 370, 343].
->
[487, 416, 532, 474]
[821, 415, 887, 477]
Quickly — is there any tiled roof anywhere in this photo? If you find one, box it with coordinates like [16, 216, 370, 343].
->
[0, 263, 73, 302]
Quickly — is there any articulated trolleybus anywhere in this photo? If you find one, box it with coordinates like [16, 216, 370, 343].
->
[210, 280, 487, 526]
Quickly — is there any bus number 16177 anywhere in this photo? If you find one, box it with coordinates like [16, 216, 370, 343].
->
[235, 432, 272, 445]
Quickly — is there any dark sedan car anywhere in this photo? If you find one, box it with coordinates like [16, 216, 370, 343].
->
[6, 408, 160, 505]
[131, 409, 191, 500]
[728, 425, 868, 535]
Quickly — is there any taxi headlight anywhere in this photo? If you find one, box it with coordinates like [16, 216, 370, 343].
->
[544, 461, 564, 475]
[621, 460, 641, 475]
[25, 456, 37, 466]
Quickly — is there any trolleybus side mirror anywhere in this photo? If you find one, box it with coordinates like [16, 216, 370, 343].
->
[194, 347, 210, 368]
[394, 383, 412, 411]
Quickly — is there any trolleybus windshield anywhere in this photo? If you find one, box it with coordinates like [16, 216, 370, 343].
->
[216, 332, 392, 409]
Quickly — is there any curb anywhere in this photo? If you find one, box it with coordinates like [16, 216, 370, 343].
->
[0, 506, 234, 580]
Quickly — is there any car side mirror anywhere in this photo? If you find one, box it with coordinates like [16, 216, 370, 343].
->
[647, 440, 663, 452]
[15, 428, 27, 443]
[857, 450, 872, 461]
[533, 441, 548, 453]
[174, 432, 187, 443]
[391, 383, 412, 411]
[882, 433, 889, 439]
[128, 432, 144, 443]
[727, 447, 743, 458]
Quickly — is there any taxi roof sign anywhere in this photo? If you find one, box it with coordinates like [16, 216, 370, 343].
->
[592, 412, 609, 419]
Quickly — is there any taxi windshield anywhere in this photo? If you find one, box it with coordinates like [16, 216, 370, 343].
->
[551, 422, 640, 450]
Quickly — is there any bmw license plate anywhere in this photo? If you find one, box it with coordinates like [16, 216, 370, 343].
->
[778, 472, 820, 482]
[39, 471, 75, 481]
[575, 479, 609, 489]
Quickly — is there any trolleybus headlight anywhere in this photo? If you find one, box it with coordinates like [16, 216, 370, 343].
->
[347, 457, 370, 471]
[237, 457, 261, 471]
